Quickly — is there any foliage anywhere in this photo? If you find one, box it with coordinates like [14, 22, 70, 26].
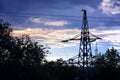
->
[0, 20, 49, 67]
[94, 47, 120, 68]
[105, 47, 120, 68]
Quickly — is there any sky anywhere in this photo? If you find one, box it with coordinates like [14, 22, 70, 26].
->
[0, 0, 120, 61]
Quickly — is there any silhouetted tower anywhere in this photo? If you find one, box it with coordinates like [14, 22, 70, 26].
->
[62, 10, 101, 67]
[62, 9, 101, 80]
[95, 42, 98, 55]
[77, 10, 92, 68]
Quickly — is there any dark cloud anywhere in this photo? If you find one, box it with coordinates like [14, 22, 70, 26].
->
[0, 0, 101, 10]
[0, 0, 119, 30]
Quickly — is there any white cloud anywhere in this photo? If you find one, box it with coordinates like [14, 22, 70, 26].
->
[44, 20, 68, 27]
[12, 28, 80, 48]
[91, 28, 120, 48]
[29, 17, 68, 27]
[99, 0, 120, 15]
[12, 26, 120, 49]
[29, 17, 42, 23]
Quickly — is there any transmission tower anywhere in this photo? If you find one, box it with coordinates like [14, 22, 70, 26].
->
[62, 10, 101, 67]
[95, 42, 98, 55]
[62, 10, 101, 80]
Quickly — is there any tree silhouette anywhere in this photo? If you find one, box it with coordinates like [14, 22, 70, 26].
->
[0, 20, 13, 66]
[94, 53, 106, 68]
[105, 47, 120, 68]
[0, 20, 49, 67]
[0, 20, 50, 80]
[19, 35, 49, 67]
[94, 47, 120, 68]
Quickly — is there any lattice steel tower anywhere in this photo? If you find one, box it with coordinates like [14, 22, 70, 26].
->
[62, 9, 101, 80]
[78, 9, 92, 68]
[62, 10, 101, 67]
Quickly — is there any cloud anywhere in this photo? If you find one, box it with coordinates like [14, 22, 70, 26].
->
[0, 0, 100, 9]
[29, 17, 43, 23]
[12, 26, 120, 50]
[99, 0, 120, 15]
[29, 17, 68, 27]
[12, 27, 80, 48]
[44, 20, 68, 27]
[91, 28, 120, 49]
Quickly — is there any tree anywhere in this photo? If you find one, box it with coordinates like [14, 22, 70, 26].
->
[94, 47, 120, 68]
[94, 53, 106, 68]
[19, 35, 49, 67]
[105, 47, 120, 68]
[0, 20, 51, 80]
[0, 20, 13, 65]
[0, 20, 49, 67]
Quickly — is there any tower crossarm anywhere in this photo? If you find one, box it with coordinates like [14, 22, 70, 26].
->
[90, 33, 102, 39]
[61, 36, 101, 42]
[61, 33, 81, 42]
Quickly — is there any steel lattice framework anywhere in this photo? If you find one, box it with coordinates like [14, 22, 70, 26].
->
[62, 10, 101, 67]
[62, 9, 102, 80]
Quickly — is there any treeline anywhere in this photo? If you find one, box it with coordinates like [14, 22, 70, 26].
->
[43, 48, 120, 80]
[0, 20, 49, 80]
[0, 20, 120, 80]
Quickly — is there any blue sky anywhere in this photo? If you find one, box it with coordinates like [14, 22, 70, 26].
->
[0, 0, 120, 61]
